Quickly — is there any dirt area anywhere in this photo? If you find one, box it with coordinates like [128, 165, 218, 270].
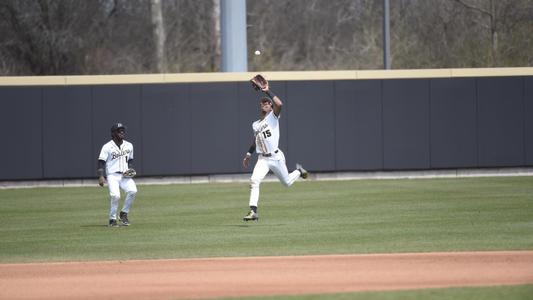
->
[1, 251, 532, 300]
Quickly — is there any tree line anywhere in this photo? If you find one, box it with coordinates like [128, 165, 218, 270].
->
[0, 0, 531, 75]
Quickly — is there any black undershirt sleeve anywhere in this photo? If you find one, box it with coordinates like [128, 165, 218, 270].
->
[97, 160, 106, 177]
[247, 144, 256, 155]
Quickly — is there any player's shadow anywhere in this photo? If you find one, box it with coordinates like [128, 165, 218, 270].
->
[223, 223, 286, 228]
[78, 224, 287, 228]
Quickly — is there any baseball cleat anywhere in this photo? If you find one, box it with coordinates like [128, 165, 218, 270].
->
[243, 210, 259, 222]
[296, 163, 308, 179]
[119, 211, 129, 226]
[108, 219, 119, 227]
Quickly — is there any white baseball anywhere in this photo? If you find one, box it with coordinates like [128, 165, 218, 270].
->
[254, 50, 261, 56]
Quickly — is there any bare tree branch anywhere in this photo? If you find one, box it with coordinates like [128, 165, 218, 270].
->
[453, 0, 492, 18]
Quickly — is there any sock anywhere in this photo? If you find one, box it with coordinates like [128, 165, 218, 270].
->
[250, 206, 257, 213]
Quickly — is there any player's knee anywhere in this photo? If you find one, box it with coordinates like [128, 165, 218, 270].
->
[250, 178, 261, 189]
[109, 194, 120, 201]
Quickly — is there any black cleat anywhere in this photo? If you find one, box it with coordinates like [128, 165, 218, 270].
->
[296, 163, 308, 179]
[119, 211, 129, 226]
[108, 219, 119, 227]
[243, 210, 259, 222]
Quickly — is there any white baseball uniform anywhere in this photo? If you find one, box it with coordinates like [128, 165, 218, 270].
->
[249, 111, 301, 207]
[98, 140, 137, 220]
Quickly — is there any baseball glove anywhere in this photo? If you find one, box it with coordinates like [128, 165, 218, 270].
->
[250, 74, 268, 91]
[123, 168, 137, 178]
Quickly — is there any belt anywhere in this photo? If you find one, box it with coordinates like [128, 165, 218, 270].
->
[261, 150, 279, 157]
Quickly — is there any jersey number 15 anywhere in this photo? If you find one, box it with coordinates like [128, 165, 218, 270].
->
[261, 130, 272, 139]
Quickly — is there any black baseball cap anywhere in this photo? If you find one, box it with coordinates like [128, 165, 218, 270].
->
[260, 97, 272, 104]
[110, 123, 126, 132]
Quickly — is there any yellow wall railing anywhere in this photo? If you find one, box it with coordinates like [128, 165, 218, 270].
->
[0, 67, 532, 86]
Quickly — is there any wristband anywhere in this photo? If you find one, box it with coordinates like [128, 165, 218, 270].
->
[265, 90, 276, 99]
[248, 144, 256, 154]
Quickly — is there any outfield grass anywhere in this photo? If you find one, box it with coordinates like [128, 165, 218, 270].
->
[0, 176, 532, 263]
[220, 284, 533, 300]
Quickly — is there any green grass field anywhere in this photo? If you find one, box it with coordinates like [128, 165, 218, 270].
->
[219, 284, 533, 300]
[1, 176, 532, 299]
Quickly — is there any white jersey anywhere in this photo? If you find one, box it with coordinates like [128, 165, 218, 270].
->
[98, 140, 134, 174]
[253, 111, 280, 154]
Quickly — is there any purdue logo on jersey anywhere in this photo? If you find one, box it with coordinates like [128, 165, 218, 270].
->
[111, 149, 131, 159]
[255, 123, 269, 135]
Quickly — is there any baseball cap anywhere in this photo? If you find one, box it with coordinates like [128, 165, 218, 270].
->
[260, 97, 272, 104]
[110, 122, 126, 132]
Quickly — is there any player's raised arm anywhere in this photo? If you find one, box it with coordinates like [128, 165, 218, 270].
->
[251, 74, 282, 117]
[264, 87, 282, 117]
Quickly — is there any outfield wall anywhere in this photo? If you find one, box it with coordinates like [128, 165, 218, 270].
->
[1, 68, 532, 180]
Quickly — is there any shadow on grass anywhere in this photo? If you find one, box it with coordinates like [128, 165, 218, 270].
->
[222, 223, 287, 228]
[80, 224, 114, 228]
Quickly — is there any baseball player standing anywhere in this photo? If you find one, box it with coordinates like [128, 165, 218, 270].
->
[97, 123, 137, 227]
[242, 75, 308, 221]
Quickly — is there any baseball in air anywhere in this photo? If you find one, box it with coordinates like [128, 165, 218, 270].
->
[254, 50, 261, 56]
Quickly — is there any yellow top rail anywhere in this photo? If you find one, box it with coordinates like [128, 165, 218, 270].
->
[0, 67, 532, 86]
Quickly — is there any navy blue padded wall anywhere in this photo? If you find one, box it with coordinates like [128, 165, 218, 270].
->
[1, 75, 531, 181]
[382, 79, 430, 170]
[286, 81, 336, 171]
[42, 86, 94, 178]
[525, 77, 533, 165]
[430, 78, 477, 168]
[189, 82, 241, 174]
[140, 84, 191, 176]
[0, 87, 43, 180]
[476, 77, 524, 167]
[91, 85, 143, 173]
[335, 80, 383, 171]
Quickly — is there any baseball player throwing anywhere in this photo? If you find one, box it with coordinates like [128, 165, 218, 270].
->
[97, 123, 137, 227]
[242, 75, 308, 221]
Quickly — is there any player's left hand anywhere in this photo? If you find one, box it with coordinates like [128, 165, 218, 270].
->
[260, 81, 269, 92]
[250, 74, 268, 92]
